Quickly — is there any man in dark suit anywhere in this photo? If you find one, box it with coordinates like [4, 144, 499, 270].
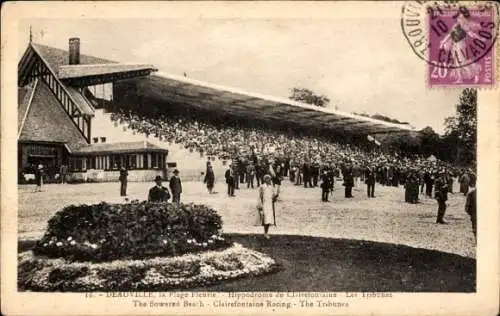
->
[327, 163, 335, 199]
[302, 161, 311, 188]
[246, 161, 256, 188]
[343, 166, 354, 198]
[169, 169, 182, 203]
[365, 165, 376, 198]
[434, 171, 449, 224]
[148, 176, 170, 202]
[119, 166, 128, 196]
[424, 170, 434, 197]
[311, 161, 320, 187]
[233, 158, 240, 190]
[238, 157, 246, 185]
[320, 170, 331, 202]
[255, 161, 263, 187]
[446, 170, 454, 193]
[225, 164, 235, 197]
[465, 176, 476, 239]
[59, 164, 68, 184]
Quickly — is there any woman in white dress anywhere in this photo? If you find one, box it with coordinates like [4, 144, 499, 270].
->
[256, 174, 277, 239]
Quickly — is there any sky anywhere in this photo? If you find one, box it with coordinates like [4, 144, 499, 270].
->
[19, 11, 461, 134]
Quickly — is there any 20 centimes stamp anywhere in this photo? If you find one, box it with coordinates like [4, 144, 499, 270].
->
[401, 1, 500, 88]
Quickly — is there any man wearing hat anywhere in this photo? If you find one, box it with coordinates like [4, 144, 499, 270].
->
[225, 163, 236, 197]
[343, 165, 354, 198]
[465, 175, 477, 239]
[246, 161, 256, 189]
[148, 176, 170, 202]
[119, 166, 128, 197]
[434, 170, 449, 224]
[169, 169, 183, 203]
[365, 165, 376, 198]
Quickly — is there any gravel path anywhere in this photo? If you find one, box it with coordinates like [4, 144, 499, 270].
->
[18, 179, 475, 258]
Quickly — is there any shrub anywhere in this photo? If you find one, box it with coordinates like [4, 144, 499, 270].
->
[34, 201, 230, 262]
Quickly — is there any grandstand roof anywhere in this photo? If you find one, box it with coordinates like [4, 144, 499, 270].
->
[139, 73, 416, 135]
[58, 64, 157, 79]
[26, 42, 415, 135]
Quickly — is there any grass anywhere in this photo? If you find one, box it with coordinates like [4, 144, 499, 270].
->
[197, 234, 475, 292]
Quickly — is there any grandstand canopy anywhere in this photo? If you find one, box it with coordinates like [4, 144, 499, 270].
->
[140, 72, 416, 135]
[24, 42, 415, 136]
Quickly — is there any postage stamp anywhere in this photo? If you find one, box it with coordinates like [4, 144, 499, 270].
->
[402, 1, 500, 88]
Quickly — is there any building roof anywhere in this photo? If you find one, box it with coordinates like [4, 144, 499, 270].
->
[31, 43, 157, 87]
[137, 72, 415, 135]
[31, 43, 115, 73]
[72, 140, 169, 155]
[58, 63, 157, 79]
[18, 82, 36, 134]
[18, 79, 89, 151]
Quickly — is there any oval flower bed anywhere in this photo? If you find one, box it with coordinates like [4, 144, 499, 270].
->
[34, 201, 231, 261]
[19, 243, 278, 291]
[19, 201, 278, 291]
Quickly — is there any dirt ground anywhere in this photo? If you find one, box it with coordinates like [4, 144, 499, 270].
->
[18, 178, 475, 259]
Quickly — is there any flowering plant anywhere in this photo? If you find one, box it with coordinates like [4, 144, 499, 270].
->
[19, 243, 279, 291]
[34, 201, 229, 262]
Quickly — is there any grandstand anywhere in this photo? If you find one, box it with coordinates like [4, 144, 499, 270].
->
[17, 37, 416, 183]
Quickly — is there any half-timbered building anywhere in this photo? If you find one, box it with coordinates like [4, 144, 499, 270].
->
[17, 37, 168, 183]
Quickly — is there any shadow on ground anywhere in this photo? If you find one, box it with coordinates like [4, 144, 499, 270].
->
[18, 234, 475, 292]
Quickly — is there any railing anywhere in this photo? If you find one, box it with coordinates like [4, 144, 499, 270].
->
[22, 50, 91, 143]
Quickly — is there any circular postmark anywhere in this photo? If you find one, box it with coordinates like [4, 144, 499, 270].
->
[401, 0, 500, 69]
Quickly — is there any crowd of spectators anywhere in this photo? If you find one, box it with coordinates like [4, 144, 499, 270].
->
[109, 108, 474, 200]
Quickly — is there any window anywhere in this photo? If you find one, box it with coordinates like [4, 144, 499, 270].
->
[110, 155, 119, 170]
[88, 156, 95, 169]
[152, 153, 160, 169]
[128, 154, 136, 169]
[136, 154, 143, 169]
[70, 157, 84, 172]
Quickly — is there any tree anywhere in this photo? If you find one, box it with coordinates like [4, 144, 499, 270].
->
[383, 132, 421, 156]
[419, 126, 441, 158]
[371, 114, 409, 125]
[289, 88, 330, 107]
[443, 88, 477, 165]
[351, 112, 409, 125]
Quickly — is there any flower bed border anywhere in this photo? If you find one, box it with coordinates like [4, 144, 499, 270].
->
[19, 243, 279, 292]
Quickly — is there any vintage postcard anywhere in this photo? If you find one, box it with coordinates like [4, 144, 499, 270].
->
[1, 1, 499, 315]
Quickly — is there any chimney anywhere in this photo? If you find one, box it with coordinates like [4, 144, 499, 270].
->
[68, 37, 80, 65]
